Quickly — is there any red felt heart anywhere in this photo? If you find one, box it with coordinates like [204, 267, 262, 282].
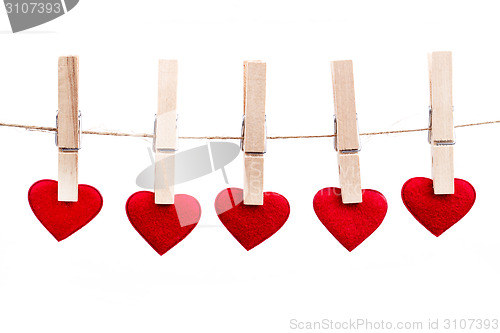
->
[126, 191, 201, 255]
[313, 187, 388, 251]
[214, 188, 290, 251]
[401, 177, 476, 236]
[28, 179, 103, 241]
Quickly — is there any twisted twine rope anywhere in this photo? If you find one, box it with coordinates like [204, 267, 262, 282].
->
[1, 119, 499, 140]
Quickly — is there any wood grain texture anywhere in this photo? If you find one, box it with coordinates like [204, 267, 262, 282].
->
[154, 151, 175, 204]
[429, 51, 454, 194]
[338, 153, 362, 204]
[331, 60, 362, 203]
[57, 56, 80, 202]
[154, 60, 178, 204]
[57, 56, 79, 149]
[242, 61, 266, 205]
[156, 59, 178, 151]
[331, 60, 359, 152]
[58, 151, 78, 202]
[429, 51, 454, 143]
[244, 154, 264, 205]
[431, 145, 455, 194]
[243, 61, 266, 154]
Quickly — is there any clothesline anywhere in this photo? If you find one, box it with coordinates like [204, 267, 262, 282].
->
[0, 119, 499, 140]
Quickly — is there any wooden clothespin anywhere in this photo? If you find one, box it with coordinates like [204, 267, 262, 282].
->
[154, 59, 178, 205]
[331, 60, 362, 204]
[242, 61, 266, 205]
[57, 56, 80, 202]
[429, 51, 454, 195]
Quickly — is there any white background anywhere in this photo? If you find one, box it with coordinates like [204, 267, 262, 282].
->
[0, 1, 499, 332]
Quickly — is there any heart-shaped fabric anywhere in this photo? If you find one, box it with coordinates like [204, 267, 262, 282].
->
[126, 191, 201, 255]
[401, 177, 476, 236]
[313, 187, 388, 251]
[214, 188, 290, 251]
[28, 179, 103, 241]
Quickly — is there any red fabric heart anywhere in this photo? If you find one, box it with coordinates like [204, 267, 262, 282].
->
[313, 187, 388, 251]
[401, 177, 476, 236]
[126, 191, 201, 255]
[214, 188, 290, 251]
[28, 179, 103, 241]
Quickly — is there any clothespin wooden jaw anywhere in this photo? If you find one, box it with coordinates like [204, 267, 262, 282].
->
[429, 51, 455, 195]
[242, 61, 266, 206]
[154, 59, 178, 205]
[57, 56, 80, 202]
[331, 60, 362, 204]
